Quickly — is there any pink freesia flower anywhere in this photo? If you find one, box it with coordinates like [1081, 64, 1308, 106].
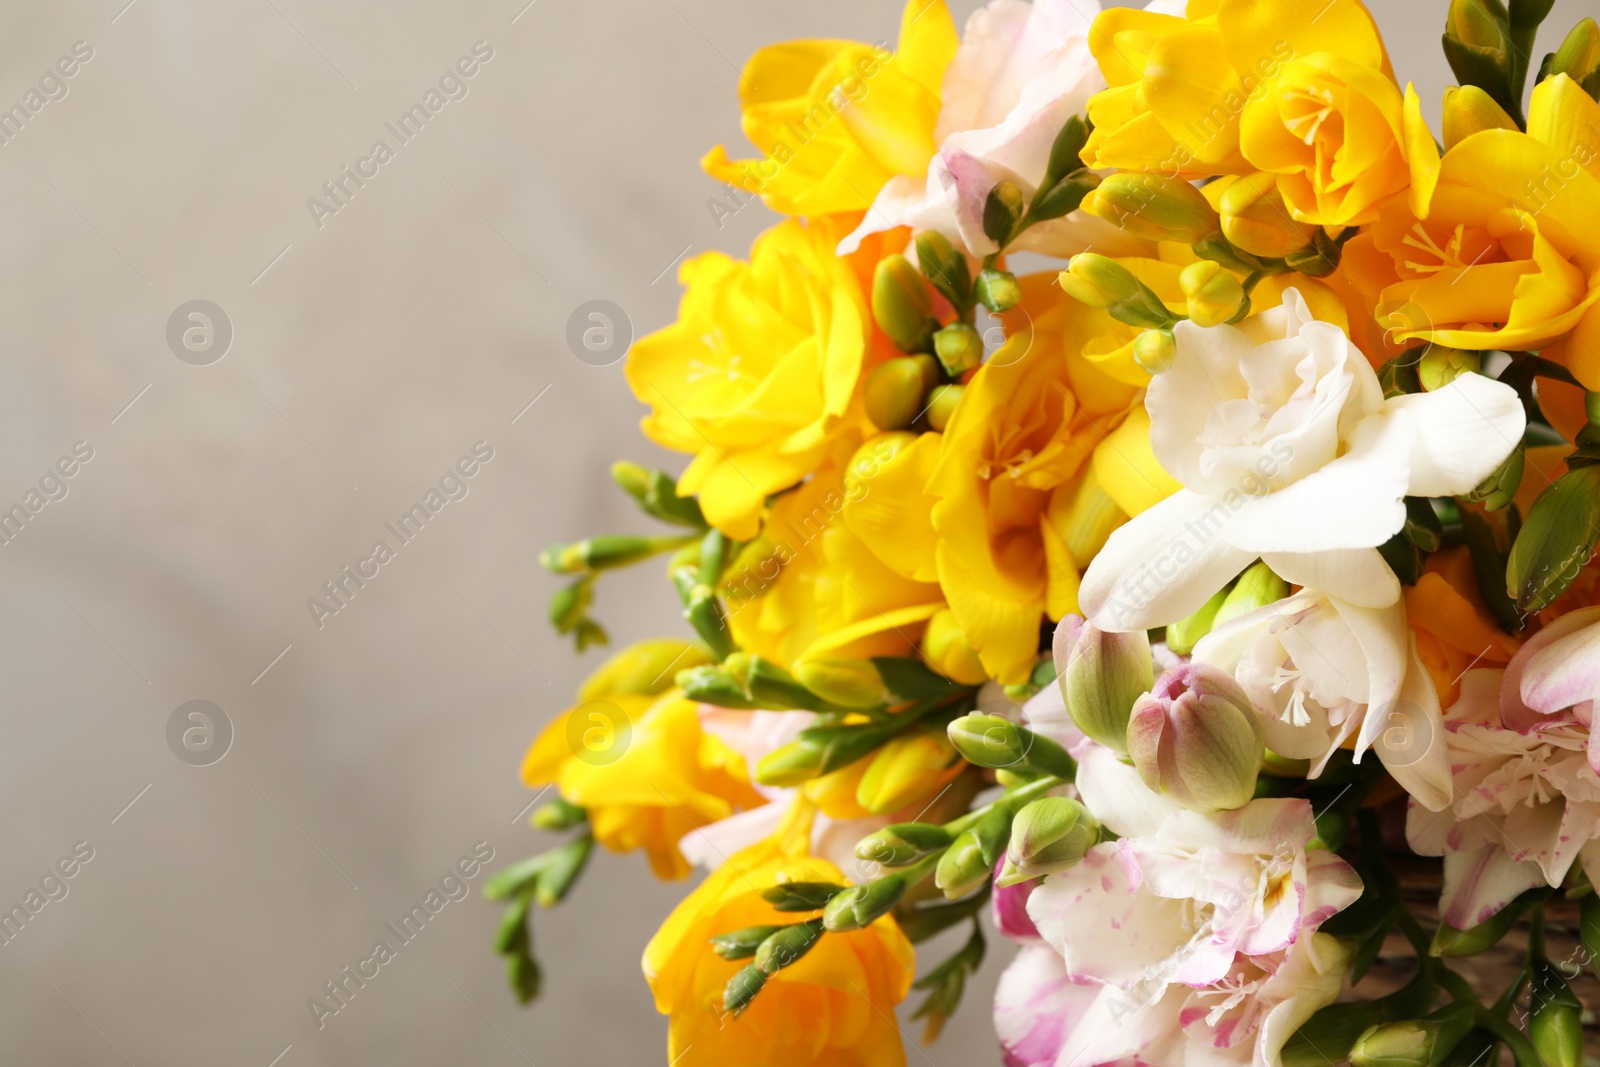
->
[1009, 753, 1359, 1066]
[1408, 650, 1600, 928]
[839, 0, 1146, 259]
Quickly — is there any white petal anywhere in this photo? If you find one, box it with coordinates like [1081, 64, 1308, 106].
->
[1079, 490, 1255, 631]
[1371, 644, 1452, 811]
[1223, 412, 1413, 554]
[1147, 323, 1252, 490]
[1075, 744, 1180, 837]
[1388, 372, 1526, 497]
[1260, 548, 1400, 608]
[1334, 599, 1409, 754]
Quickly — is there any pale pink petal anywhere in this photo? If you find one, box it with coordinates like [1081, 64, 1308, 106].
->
[994, 946, 1098, 1067]
[1521, 607, 1600, 716]
[1438, 841, 1548, 928]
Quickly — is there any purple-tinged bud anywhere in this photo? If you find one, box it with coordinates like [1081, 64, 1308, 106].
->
[1126, 664, 1263, 812]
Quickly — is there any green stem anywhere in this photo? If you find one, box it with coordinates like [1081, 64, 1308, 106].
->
[1528, 902, 1547, 962]
[944, 775, 1065, 836]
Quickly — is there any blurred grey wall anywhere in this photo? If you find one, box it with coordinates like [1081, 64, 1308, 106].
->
[0, 1, 1585, 1064]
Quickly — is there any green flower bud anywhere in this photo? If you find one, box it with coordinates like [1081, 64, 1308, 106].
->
[933, 323, 984, 378]
[865, 355, 939, 431]
[997, 797, 1097, 887]
[1027, 168, 1100, 224]
[753, 919, 825, 976]
[760, 880, 845, 912]
[1442, 85, 1519, 150]
[1430, 905, 1524, 957]
[1179, 260, 1246, 328]
[1219, 172, 1319, 259]
[794, 657, 889, 709]
[676, 664, 759, 709]
[1083, 172, 1220, 243]
[822, 876, 907, 932]
[1349, 1002, 1474, 1067]
[723, 964, 767, 1014]
[725, 653, 825, 710]
[530, 798, 586, 831]
[935, 827, 993, 900]
[1042, 115, 1091, 189]
[1530, 960, 1584, 1067]
[975, 268, 1022, 313]
[983, 180, 1026, 246]
[507, 950, 542, 1004]
[915, 230, 971, 312]
[1549, 19, 1599, 90]
[925, 384, 965, 432]
[1507, 465, 1600, 612]
[533, 834, 592, 908]
[709, 925, 784, 961]
[947, 713, 1077, 779]
[873, 254, 935, 353]
[1448, 0, 1508, 49]
[854, 822, 954, 868]
[1165, 586, 1229, 656]
[1133, 329, 1176, 375]
[548, 576, 595, 632]
[1127, 664, 1264, 813]
[609, 461, 706, 528]
[1214, 562, 1288, 629]
[1054, 615, 1154, 756]
[1059, 253, 1141, 309]
[541, 534, 684, 574]
[757, 717, 903, 786]
[1283, 1002, 1388, 1067]
[1283, 228, 1343, 278]
[1417, 345, 1483, 391]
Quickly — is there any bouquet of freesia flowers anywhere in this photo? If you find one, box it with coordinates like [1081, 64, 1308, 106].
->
[490, 1, 1600, 1063]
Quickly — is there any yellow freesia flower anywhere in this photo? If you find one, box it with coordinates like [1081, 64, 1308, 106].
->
[1084, 0, 1432, 227]
[1344, 75, 1600, 388]
[627, 217, 883, 541]
[643, 800, 915, 1067]
[702, 0, 958, 217]
[726, 457, 946, 667]
[522, 650, 763, 880]
[926, 275, 1151, 684]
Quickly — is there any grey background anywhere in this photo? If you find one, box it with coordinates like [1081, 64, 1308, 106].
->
[0, 1, 1584, 1064]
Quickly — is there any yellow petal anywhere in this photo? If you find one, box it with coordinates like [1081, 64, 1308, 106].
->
[1528, 73, 1600, 184]
[1403, 82, 1441, 219]
[1091, 406, 1181, 516]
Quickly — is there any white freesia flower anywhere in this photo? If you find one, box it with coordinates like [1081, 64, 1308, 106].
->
[1018, 748, 1361, 1066]
[1193, 589, 1451, 810]
[1410, 611, 1600, 927]
[1079, 290, 1525, 631]
[839, 0, 1146, 259]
